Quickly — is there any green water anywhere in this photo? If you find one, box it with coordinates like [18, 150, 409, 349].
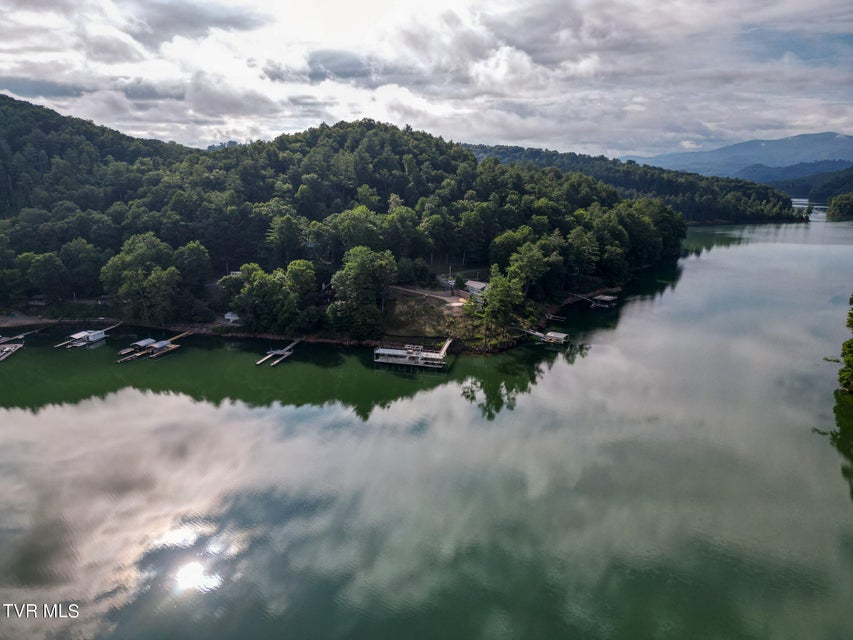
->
[1, 218, 852, 639]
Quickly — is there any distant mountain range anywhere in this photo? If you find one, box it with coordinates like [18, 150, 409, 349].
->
[734, 160, 853, 183]
[624, 133, 853, 178]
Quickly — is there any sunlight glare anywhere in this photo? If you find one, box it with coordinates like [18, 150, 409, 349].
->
[175, 561, 222, 593]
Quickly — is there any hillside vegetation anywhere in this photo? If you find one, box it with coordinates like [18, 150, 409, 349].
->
[464, 143, 799, 224]
[0, 96, 792, 342]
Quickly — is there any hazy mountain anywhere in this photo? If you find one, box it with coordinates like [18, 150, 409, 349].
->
[734, 160, 853, 183]
[624, 133, 853, 177]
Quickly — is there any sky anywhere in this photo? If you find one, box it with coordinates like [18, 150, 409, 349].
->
[0, 0, 851, 157]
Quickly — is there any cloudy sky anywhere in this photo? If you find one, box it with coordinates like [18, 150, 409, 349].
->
[1, 0, 851, 156]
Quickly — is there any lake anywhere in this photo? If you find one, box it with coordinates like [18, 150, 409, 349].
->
[1, 217, 852, 639]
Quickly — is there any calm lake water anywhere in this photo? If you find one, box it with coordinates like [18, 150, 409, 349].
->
[1, 218, 853, 640]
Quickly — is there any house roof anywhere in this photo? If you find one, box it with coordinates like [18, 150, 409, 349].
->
[466, 280, 488, 291]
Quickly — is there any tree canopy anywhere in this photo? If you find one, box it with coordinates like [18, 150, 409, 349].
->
[0, 95, 743, 339]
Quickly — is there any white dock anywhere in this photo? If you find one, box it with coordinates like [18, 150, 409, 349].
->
[0, 343, 23, 362]
[55, 322, 121, 348]
[590, 295, 618, 309]
[373, 338, 452, 369]
[117, 330, 191, 363]
[257, 339, 302, 367]
[118, 337, 157, 356]
[517, 328, 570, 344]
[0, 328, 40, 346]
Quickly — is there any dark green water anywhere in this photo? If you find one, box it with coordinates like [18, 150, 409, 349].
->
[1, 218, 853, 639]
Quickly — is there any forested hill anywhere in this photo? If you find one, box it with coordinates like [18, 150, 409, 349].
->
[0, 96, 689, 339]
[464, 143, 799, 224]
[0, 94, 192, 217]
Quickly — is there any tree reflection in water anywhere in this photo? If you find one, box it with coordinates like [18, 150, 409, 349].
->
[828, 391, 853, 501]
[461, 343, 589, 420]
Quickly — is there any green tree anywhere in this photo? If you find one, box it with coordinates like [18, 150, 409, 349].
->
[59, 238, 102, 297]
[285, 259, 316, 305]
[828, 193, 853, 220]
[144, 265, 182, 326]
[266, 214, 306, 266]
[507, 241, 548, 296]
[479, 264, 522, 345]
[233, 267, 298, 334]
[174, 240, 212, 297]
[100, 232, 173, 294]
[26, 252, 67, 301]
[327, 246, 397, 338]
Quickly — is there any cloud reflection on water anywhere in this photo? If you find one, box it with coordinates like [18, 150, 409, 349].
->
[2, 228, 853, 638]
[0, 360, 851, 639]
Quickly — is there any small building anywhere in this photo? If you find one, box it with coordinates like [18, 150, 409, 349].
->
[465, 280, 488, 296]
[224, 311, 241, 323]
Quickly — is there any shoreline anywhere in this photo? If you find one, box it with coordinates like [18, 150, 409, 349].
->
[1, 286, 617, 355]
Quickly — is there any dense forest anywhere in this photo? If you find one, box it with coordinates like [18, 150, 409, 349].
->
[774, 167, 853, 203]
[828, 193, 853, 220]
[464, 144, 801, 223]
[0, 95, 791, 341]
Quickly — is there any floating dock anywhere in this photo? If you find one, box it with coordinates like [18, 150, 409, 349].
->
[589, 295, 618, 309]
[118, 337, 157, 356]
[55, 323, 121, 348]
[0, 343, 23, 362]
[256, 339, 302, 367]
[0, 328, 41, 348]
[148, 341, 181, 358]
[517, 328, 570, 344]
[565, 292, 619, 309]
[373, 338, 452, 369]
[116, 330, 192, 363]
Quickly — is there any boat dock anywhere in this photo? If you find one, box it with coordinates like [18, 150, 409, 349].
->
[0, 343, 23, 362]
[590, 295, 618, 309]
[256, 339, 302, 366]
[55, 323, 122, 348]
[0, 328, 41, 345]
[517, 328, 570, 344]
[118, 337, 157, 356]
[563, 292, 619, 309]
[373, 338, 452, 369]
[116, 330, 192, 363]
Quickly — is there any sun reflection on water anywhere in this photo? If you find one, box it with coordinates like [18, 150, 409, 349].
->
[174, 561, 222, 593]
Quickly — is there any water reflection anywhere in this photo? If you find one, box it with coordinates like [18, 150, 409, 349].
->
[462, 343, 589, 419]
[2, 222, 853, 638]
[1, 372, 851, 639]
[821, 390, 853, 502]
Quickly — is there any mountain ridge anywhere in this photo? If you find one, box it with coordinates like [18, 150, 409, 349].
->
[623, 133, 853, 177]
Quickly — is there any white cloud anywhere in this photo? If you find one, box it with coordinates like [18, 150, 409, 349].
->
[0, 0, 850, 154]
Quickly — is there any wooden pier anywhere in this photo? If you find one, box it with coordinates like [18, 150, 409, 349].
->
[0, 328, 41, 346]
[373, 338, 452, 370]
[256, 339, 302, 367]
